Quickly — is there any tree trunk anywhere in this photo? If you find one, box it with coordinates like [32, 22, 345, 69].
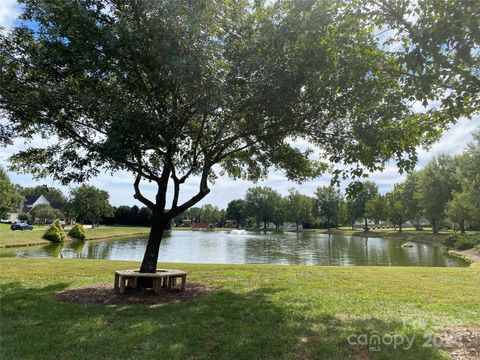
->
[399, 221, 402, 232]
[139, 214, 166, 273]
[327, 217, 331, 233]
[264, 219, 267, 230]
[364, 217, 368, 231]
[460, 220, 465, 234]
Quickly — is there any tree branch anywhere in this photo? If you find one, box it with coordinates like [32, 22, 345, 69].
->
[170, 165, 180, 212]
[168, 166, 211, 218]
[133, 174, 155, 209]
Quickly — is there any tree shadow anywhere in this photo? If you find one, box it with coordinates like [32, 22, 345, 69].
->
[1, 282, 452, 359]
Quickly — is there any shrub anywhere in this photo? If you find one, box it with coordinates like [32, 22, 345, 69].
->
[443, 235, 459, 248]
[68, 223, 86, 240]
[443, 235, 480, 250]
[454, 237, 480, 251]
[42, 220, 66, 242]
[17, 212, 31, 223]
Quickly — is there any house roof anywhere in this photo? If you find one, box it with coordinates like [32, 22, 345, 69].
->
[24, 195, 41, 206]
[22, 195, 45, 213]
[22, 195, 63, 214]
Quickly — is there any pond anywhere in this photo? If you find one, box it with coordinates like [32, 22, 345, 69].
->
[0, 230, 468, 267]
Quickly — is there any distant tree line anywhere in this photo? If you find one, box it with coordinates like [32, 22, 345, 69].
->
[222, 132, 480, 233]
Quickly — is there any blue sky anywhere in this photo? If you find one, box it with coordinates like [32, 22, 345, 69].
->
[1, 1, 479, 208]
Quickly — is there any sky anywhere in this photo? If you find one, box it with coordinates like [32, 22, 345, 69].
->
[1, 1, 479, 209]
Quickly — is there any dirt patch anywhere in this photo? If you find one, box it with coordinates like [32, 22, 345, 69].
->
[438, 326, 480, 360]
[56, 283, 215, 305]
[351, 345, 374, 360]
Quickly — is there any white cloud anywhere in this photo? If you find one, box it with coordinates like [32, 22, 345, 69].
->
[416, 116, 480, 163]
[0, 0, 20, 28]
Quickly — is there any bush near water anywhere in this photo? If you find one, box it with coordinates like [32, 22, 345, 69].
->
[68, 223, 86, 240]
[42, 220, 66, 243]
[444, 234, 480, 250]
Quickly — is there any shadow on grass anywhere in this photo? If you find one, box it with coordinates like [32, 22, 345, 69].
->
[1, 282, 451, 360]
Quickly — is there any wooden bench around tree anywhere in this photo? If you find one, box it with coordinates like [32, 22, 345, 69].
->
[114, 269, 187, 294]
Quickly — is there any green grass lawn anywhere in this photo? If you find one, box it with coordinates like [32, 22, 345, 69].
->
[1, 258, 478, 360]
[0, 225, 151, 248]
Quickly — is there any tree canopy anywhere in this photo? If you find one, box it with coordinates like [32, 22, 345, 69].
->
[30, 203, 64, 224]
[314, 185, 343, 230]
[416, 155, 459, 233]
[0, 167, 23, 219]
[363, 0, 479, 116]
[347, 181, 379, 229]
[285, 189, 314, 230]
[244, 186, 282, 229]
[385, 184, 409, 231]
[69, 185, 113, 225]
[226, 199, 246, 228]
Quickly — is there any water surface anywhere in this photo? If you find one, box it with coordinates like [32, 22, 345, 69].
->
[0, 230, 467, 267]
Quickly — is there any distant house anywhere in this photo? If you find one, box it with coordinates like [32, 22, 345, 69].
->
[3, 195, 63, 223]
[22, 195, 51, 213]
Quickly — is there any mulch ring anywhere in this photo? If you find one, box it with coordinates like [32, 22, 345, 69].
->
[438, 326, 480, 360]
[56, 283, 215, 305]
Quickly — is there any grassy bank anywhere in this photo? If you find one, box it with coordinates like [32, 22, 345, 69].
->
[1, 258, 479, 360]
[0, 225, 150, 248]
[303, 227, 480, 243]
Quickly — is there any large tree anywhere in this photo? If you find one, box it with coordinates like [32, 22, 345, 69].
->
[402, 172, 423, 230]
[69, 185, 113, 226]
[29, 203, 64, 224]
[285, 189, 314, 231]
[225, 199, 246, 228]
[365, 194, 386, 225]
[445, 191, 472, 234]
[199, 204, 222, 225]
[385, 184, 409, 232]
[0, 167, 23, 219]
[441, 131, 480, 231]
[347, 181, 379, 230]
[314, 185, 343, 232]
[416, 155, 460, 233]
[244, 186, 282, 230]
[457, 131, 480, 226]
[0, 0, 475, 273]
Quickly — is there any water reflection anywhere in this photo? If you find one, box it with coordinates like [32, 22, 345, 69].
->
[0, 231, 468, 267]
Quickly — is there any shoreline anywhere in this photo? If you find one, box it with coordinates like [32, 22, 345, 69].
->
[448, 248, 480, 266]
[0, 227, 151, 248]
